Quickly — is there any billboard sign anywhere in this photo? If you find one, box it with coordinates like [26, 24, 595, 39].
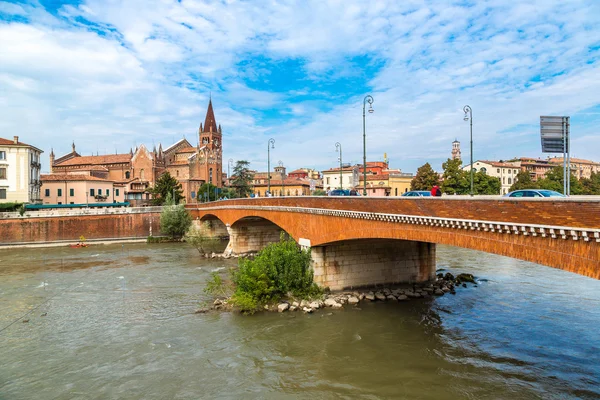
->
[540, 116, 569, 153]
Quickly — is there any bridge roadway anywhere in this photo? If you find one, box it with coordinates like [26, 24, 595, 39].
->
[188, 197, 600, 290]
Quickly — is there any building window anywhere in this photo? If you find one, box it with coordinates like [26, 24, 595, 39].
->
[497, 168, 500, 173]
[514, 170, 518, 174]
[326, 177, 330, 184]
[90, 189, 95, 196]
[106, 189, 110, 196]
[140, 169, 145, 180]
[58, 188, 62, 196]
[125, 171, 130, 179]
[58, 202, 62, 205]
[116, 189, 119, 196]
[0, 168, 6, 180]
[177, 170, 179, 177]
[508, 178, 512, 184]
[508, 169, 512, 174]
[480, 167, 487, 174]
[70, 202, 74, 204]
[45, 188, 50, 197]
[503, 177, 505, 184]
[0, 189, 5, 199]
[395, 188, 398, 196]
[0, 151, 5, 160]
[70, 188, 74, 196]
[209, 168, 213, 184]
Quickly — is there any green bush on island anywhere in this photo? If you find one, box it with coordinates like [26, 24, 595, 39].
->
[205, 234, 321, 314]
[160, 193, 192, 239]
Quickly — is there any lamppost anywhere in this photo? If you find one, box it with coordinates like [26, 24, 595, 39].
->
[267, 138, 275, 195]
[362, 95, 374, 196]
[228, 158, 233, 185]
[335, 142, 343, 189]
[463, 105, 473, 196]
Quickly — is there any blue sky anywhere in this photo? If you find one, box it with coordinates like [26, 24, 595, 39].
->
[1, 0, 599, 174]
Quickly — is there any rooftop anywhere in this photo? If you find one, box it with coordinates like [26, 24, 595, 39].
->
[55, 154, 132, 166]
[41, 174, 112, 182]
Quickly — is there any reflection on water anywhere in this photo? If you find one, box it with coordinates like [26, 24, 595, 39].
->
[0, 243, 599, 400]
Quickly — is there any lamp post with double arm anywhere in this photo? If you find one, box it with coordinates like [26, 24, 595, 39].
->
[362, 95, 374, 196]
[267, 138, 275, 195]
[463, 105, 473, 196]
[335, 142, 343, 190]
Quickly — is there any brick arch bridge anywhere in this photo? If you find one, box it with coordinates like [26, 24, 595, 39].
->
[188, 197, 600, 290]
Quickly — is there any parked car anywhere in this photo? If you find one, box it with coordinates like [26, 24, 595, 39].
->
[401, 191, 432, 197]
[327, 189, 360, 196]
[504, 189, 566, 198]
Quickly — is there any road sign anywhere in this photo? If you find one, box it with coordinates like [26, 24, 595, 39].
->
[540, 116, 569, 153]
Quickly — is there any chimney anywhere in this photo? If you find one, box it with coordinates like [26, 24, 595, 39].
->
[13, 136, 18, 144]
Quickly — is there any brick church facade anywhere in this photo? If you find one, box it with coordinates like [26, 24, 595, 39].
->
[47, 100, 223, 204]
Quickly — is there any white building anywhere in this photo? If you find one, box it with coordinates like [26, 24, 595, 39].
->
[462, 160, 521, 195]
[0, 136, 43, 203]
[322, 166, 359, 192]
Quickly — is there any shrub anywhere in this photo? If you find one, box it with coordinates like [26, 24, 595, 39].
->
[229, 234, 321, 314]
[160, 202, 192, 238]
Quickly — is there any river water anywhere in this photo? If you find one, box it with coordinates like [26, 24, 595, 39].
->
[0, 243, 599, 400]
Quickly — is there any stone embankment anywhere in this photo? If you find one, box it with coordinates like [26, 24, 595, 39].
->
[199, 271, 477, 314]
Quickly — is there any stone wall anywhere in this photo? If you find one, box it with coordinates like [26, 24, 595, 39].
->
[192, 217, 229, 238]
[0, 212, 161, 244]
[311, 239, 436, 290]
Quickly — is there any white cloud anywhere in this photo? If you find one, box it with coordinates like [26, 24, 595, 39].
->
[0, 0, 598, 174]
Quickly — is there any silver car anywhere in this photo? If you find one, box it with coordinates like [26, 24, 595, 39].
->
[504, 189, 566, 198]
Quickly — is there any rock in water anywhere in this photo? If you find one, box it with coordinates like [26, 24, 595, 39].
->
[348, 296, 359, 305]
[456, 273, 476, 283]
[397, 295, 409, 301]
[434, 289, 444, 296]
[332, 302, 343, 309]
[213, 299, 223, 306]
[302, 307, 313, 313]
[375, 292, 387, 301]
[278, 303, 290, 313]
[309, 301, 320, 310]
[324, 298, 338, 307]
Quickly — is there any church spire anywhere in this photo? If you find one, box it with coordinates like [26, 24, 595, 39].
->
[203, 98, 218, 133]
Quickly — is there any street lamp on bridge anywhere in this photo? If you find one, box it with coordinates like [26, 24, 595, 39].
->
[228, 158, 233, 185]
[267, 138, 275, 195]
[362, 95, 374, 196]
[463, 105, 474, 196]
[335, 142, 343, 190]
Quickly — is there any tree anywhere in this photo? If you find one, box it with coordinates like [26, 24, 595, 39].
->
[509, 171, 536, 191]
[220, 187, 238, 199]
[581, 172, 600, 195]
[149, 171, 184, 205]
[231, 160, 254, 198]
[472, 171, 501, 195]
[441, 158, 469, 195]
[538, 166, 583, 195]
[197, 183, 219, 202]
[312, 189, 327, 196]
[411, 163, 440, 191]
[160, 193, 192, 238]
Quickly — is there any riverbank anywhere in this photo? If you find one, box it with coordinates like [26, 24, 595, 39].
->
[0, 237, 149, 249]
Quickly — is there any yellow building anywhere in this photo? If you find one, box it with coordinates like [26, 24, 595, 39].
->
[0, 136, 43, 203]
[253, 178, 321, 197]
[389, 173, 414, 196]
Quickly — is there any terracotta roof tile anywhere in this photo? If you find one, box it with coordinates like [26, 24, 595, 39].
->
[0, 137, 32, 146]
[55, 154, 131, 166]
[177, 146, 197, 153]
[41, 174, 112, 182]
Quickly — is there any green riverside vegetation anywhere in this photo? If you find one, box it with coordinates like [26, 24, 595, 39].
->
[205, 234, 322, 314]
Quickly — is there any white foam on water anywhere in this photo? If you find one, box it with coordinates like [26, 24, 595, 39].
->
[36, 282, 48, 288]
[211, 267, 225, 272]
[118, 276, 125, 279]
[90, 254, 100, 257]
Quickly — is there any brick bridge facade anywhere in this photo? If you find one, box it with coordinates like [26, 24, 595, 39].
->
[189, 197, 600, 290]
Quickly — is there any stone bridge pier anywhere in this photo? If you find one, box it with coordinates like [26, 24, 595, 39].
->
[310, 239, 436, 291]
